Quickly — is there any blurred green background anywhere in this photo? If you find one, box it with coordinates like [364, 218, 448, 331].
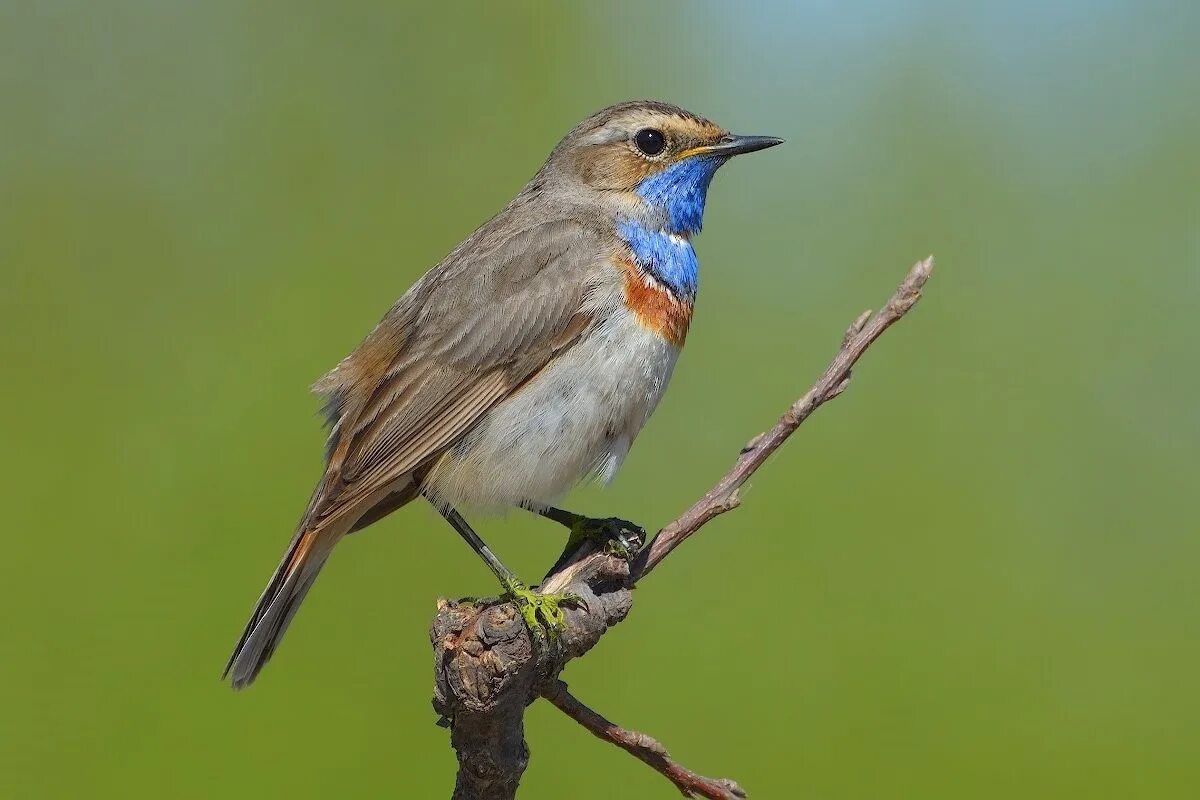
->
[3, 1, 1198, 797]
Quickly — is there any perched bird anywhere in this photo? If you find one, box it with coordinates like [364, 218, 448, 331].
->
[225, 100, 781, 688]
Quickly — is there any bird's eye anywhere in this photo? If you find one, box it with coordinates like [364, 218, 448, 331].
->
[633, 128, 666, 157]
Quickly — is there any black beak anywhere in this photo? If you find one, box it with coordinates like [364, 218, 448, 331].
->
[702, 134, 785, 157]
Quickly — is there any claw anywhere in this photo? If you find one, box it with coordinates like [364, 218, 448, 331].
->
[603, 535, 637, 561]
[573, 517, 645, 559]
[544, 511, 646, 578]
[502, 580, 584, 639]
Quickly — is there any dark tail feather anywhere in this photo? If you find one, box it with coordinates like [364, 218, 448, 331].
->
[223, 527, 336, 689]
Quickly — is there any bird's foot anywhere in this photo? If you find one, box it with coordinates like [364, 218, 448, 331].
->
[565, 516, 645, 561]
[501, 578, 584, 639]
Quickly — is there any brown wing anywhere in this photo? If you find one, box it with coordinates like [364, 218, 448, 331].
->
[224, 217, 607, 688]
[304, 217, 606, 529]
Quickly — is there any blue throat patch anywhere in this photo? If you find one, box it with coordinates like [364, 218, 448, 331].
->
[635, 155, 724, 235]
[618, 220, 700, 300]
[619, 156, 725, 299]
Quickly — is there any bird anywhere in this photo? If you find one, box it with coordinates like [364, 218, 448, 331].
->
[224, 100, 782, 688]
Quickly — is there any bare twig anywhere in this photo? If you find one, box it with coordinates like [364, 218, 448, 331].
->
[630, 256, 933, 579]
[542, 680, 746, 799]
[433, 257, 934, 799]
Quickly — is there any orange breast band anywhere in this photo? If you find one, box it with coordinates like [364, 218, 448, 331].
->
[618, 256, 692, 347]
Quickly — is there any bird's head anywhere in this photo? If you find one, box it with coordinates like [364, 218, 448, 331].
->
[543, 100, 782, 235]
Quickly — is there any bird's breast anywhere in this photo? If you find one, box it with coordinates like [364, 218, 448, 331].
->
[422, 296, 682, 514]
[617, 251, 694, 348]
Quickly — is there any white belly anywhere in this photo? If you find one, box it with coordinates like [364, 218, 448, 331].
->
[422, 308, 680, 513]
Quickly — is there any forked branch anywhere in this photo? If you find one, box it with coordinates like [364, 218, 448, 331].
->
[433, 257, 934, 800]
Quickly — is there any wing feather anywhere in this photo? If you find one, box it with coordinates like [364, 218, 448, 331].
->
[304, 218, 606, 529]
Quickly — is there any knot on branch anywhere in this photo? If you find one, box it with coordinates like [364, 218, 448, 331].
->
[431, 545, 637, 800]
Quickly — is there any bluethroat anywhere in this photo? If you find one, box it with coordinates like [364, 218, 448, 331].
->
[225, 101, 782, 687]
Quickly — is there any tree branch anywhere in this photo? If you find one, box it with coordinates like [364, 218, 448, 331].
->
[630, 255, 933, 579]
[432, 257, 934, 799]
[542, 680, 746, 799]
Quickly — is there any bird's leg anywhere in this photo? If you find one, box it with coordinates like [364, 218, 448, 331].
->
[434, 503, 582, 637]
[537, 507, 645, 567]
